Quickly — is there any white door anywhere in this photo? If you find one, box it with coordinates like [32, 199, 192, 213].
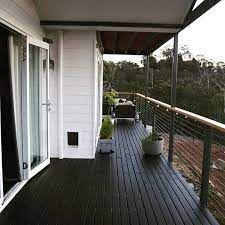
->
[27, 37, 50, 179]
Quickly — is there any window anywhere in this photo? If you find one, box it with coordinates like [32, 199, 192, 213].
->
[67, 132, 79, 146]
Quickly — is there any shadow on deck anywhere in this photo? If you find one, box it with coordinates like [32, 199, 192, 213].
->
[0, 121, 219, 225]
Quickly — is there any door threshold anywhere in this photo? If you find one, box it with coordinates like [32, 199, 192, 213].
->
[4, 181, 22, 200]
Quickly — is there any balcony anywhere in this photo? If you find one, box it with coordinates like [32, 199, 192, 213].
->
[119, 92, 225, 225]
[0, 93, 222, 225]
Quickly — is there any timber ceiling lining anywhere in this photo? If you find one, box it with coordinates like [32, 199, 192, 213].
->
[99, 31, 173, 55]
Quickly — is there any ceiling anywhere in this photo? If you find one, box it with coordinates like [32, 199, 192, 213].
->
[37, 0, 194, 25]
[99, 31, 173, 55]
[37, 0, 196, 55]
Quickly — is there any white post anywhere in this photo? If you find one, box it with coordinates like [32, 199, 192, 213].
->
[168, 33, 179, 163]
[58, 30, 64, 159]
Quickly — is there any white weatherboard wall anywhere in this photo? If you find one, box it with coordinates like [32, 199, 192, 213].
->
[48, 30, 102, 159]
[0, 0, 43, 39]
[46, 29, 103, 159]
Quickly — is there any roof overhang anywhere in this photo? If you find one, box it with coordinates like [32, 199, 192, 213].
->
[37, 0, 194, 25]
[37, 0, 222, 55]
[98, 31, 174, 55]
[41, 22, 181, 34]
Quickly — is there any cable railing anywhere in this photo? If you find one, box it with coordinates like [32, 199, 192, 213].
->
[118, 92, 225, 224]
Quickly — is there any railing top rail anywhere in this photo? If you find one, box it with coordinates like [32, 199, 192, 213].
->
[136, 93, 171, 109]
[118, 92, 225, 133]
[117, 91, 134, 95]
[171, 107, 225, 133]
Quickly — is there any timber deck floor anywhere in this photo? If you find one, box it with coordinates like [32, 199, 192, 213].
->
[0, 121, 219, 225]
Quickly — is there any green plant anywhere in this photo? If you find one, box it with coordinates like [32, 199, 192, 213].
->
[104, 92, 115, 106]
[141, 132, 161, 145]
[103, 89, 118, 114]
[100, 116, 113, 139]
[104, 90, 118, 105]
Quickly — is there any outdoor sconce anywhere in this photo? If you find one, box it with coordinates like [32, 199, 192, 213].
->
[43, 58, 55, 70]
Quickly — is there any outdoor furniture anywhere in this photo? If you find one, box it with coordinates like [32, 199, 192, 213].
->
[114, 99, 136, 122]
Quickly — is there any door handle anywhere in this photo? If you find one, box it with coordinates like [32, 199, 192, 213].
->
[42, 102, 52, 111]
[42, 102, 51, 106]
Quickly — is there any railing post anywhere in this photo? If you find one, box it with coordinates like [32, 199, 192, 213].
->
[144, 98, 147, 128]
[152, 105, 156, 133]
[137, 96, 139, 112]
[168, 33, 179, 164]
[144, 55, 150, 128]
[134, 92, 137, 119]
[132, 91, 135, 102]
[168, 111, 175, 163]
[200, 127, 213, 207]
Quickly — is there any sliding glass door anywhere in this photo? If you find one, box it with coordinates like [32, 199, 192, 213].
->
[27, 38, 50, 178]
[0, 33, 49, 206]
[0, 33, 23, 201]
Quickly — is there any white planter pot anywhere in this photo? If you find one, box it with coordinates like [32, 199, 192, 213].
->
[142, 138, 164, 156]
[98, 138, 114, 154]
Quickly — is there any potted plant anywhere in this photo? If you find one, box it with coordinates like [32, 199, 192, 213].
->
[141, 132, 163, 156]
[103, 89, 118, 115]
[98, 116, 114, 154]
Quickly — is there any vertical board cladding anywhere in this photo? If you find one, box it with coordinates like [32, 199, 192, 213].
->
[47, 31, 59, 158]
[0, 0, 43, 38]
[63, 30, 96, 158]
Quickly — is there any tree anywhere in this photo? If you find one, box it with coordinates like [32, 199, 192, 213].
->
[103, 61, 117, 88]
[103, 46, 225, 123]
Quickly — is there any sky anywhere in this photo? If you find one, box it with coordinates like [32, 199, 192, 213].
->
[104, 0, 225, 66]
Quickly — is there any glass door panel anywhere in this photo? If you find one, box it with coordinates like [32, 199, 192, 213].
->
[29, 45, 41, 169]
[40, 48, 48, 166]
[0, 34, 23, 199]
[28, 40, 49, 173]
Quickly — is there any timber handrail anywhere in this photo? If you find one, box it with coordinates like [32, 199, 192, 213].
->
[119, 92, 225, 133]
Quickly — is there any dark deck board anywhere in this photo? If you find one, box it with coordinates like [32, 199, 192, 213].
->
[0, 121, 219, 225]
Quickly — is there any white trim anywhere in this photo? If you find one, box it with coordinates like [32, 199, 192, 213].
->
[95, 128, 101, 148]
[95, 49, 103, 151]
[46, 43, 51, 162]
[66, 145, 79, 149]
[0, 180, 28, 213]
[4, 182, 21, 200]
[26, 38, 31, 178]
[42, 25, 180, 33]
[27, 37, 50, 178]
[28, 158, 50, 179]
[21, 37, 29, 180]
[0, 18, 26, 36]
[27, 36, 49, 50]
[97, 49, 103, 133]
[58, 30, 64, 159]
[92, 34, 97, 158]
